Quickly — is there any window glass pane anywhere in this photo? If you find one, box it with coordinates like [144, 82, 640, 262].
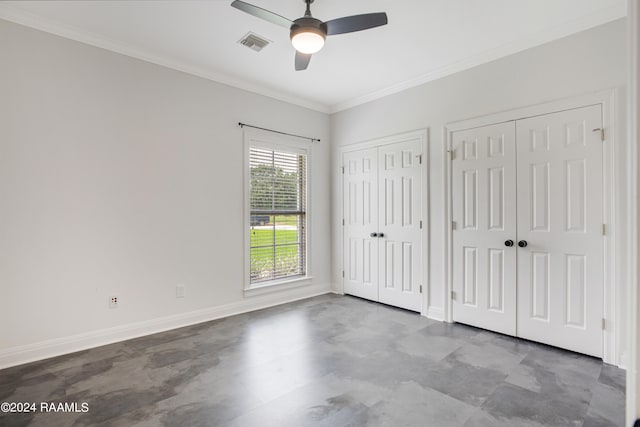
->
[250, 246, 274, 283]
[274, 244, 302, 279]
[249, 146, 307, 284]
[249, 214, 271, 227]
[250, 160, 274, 211]
[274, 215, 301, 245]
[250, 216, 275, 248]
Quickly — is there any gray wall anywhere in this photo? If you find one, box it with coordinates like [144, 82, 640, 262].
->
[0, 19, 331, 365]
[330, 19, 628, 365]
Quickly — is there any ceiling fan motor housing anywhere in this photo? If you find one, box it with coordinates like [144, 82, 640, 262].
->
[290, 17, 327, 40]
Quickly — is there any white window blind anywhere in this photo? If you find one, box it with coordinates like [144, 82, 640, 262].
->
[249, 147, 307, 284]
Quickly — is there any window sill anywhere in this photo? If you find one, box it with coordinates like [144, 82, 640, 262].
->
[244, 276, 313, 297]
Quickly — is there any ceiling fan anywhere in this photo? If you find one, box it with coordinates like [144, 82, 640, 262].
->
[231, 0, 388, 71]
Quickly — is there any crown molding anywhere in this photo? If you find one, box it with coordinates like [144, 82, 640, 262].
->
[328, 3, 627, 113]
[0, 2, 626, 116]
[0, 3, 331, 114]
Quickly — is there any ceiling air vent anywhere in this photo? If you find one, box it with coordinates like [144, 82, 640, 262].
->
[238, 32, 271, 52]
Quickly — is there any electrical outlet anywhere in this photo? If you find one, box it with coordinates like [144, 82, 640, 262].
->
[176, 284, 185, 298]
[109, 296, 118, 308]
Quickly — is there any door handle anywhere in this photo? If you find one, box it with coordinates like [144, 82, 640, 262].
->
[378, 233, 385, 238]
[504, 240, 514, 247]
[518, 240, 528, 248]
[370, 232, 378, 238]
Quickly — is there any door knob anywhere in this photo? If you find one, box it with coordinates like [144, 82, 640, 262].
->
[518, 240, 528, 248]
[504, 240, 514, 247]
[370, 232, 378, 238]
[378, 233, 385, 238]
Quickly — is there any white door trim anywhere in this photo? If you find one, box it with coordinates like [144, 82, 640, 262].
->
[626, 0, 639, 424]
[444, 90, 618, 365]
[340, 129, 429, 316]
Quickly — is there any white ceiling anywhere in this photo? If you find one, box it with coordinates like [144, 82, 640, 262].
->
[0, 0, 626, 113]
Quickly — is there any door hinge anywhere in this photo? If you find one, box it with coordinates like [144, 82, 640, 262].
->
[420, 220, 423, 229]
[452, 221, 457, 230]
[341, 166, 345, 174]
[342, 219, 345, 226]
[419, 285, 423, 293]
[449, 149, 456, 160]
[342, 270, 345, 278]
[451, 290, 456, 300]
[417, 154, 423, 165]
[601, 318, 606, 330]
[592, 128, 605, 142]
[602, 224, 606, 236]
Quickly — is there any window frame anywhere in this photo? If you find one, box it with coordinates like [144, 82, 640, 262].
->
[243, 129, 312, 296]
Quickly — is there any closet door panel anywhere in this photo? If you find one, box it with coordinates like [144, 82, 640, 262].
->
[343, 148, 379, 301]
[377, 139, 423, 312]
[451, 122, 517, 335]
[516, 105, 604, 357]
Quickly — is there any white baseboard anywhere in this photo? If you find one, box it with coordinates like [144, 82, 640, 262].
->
[0, 283, 331, 370]
[426, 306, 445, 322]
[329, 285, 344, 295]
[618, 350, 628, 370]
[330, 282, 343, 294]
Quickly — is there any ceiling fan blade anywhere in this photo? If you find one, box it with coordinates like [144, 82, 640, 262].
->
[295, 51, 312, 71]
[324, 12, 388, 36]
[231, 0, 293, 29]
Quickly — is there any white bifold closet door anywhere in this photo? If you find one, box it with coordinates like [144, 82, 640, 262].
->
[343, 139, 423, 312]
[452, 122, 518, 336]
[343, 147, 379, 302]
[451, 105, 604, 357]
[516, 105, 603, 357]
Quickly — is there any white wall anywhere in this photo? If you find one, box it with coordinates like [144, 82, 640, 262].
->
[0, 19, 331, 367]
[0, 16, 631, 370]
[330, 19, 629, 365]
[628, 1, 640, 423]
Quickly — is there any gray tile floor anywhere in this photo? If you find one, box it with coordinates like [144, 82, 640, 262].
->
[0, 294, 626, 426]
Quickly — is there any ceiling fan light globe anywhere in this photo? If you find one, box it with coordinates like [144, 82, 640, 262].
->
[291, 29, 325, 54]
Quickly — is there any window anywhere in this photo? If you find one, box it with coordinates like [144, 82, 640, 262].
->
[248, 145, 307, 286]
